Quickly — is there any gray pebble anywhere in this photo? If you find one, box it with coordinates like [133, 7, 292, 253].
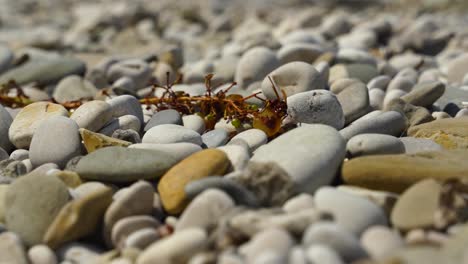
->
[0, 105, 14, 152]
[230, 129, 267, 152]
[144, 109, 182, 132]
[112, 215, 161, 249]
[52, 75, 98, 103]
[28, 244, 58, 264]
[71, 100, 113, 132]
[9, 149, 29, 161]
[99, 115, 141, 136]
[202, 129, 229, 148]
[143, 124, 202, 145]
[340, 111, 407, 141]
[305, 244, 345, 264]
[182, 114, 206, 134]
[235, 47, 280, 89]
[400, 137, 443, 154]
[108, 59, 152, 89]
[124, 228, 160, 250]
[347, 134, 405, 157]
[107, 95, 144, 125]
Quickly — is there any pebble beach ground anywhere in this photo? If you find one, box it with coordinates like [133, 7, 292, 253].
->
[1, 0, 468, 263]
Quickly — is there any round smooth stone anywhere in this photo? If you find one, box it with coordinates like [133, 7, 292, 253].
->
[287, 90, 345, 129]
[346, 134, 405, 157]
[252, 125, 346, 194]
[401, 81, 445, 107]
[360, 225, 404, 260]
[282, 193, 315, 213]
[261, 61, 326, 99]
[369, 88, 385, 110]
[70, 100, 113, 132]
[144, 109, 182, 132]
[8, 102, 68, 149]
[124, 228, 160, 250]
[400, 137, 443, 154]
[4, 173, 69, 246]
[106, 95, 144, 124]
[107, 59, 152, 89]
[305, 244, 345, 264]
[0, 105, 14, 152]
[28, 245, 58, 264]
[240, 228, 293, 264]
[143, 124, 202, 145]
[129, 143, 202, 162]
[29, 116, 82, 168]
[201, 129, 229, 148]
[9, 149, 29, 161]
[182, 114, 206, 134]
[98, 115, 141, 136]
[0, 232, 29, 264]
[53, 75, 98, 104]
[235, 46, 280, 89]
[112, 215, 161, 249]
[335, 80, 371, 124]
[302, 221, 368, 262]
[230, 129, 268, 152]
[368, 75, 391, 90]
[277, 43, 323, 64]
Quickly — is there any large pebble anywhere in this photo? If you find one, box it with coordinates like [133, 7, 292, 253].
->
[240, 228, 293, 264]
[8, 102, 68, 149]
[230, 129, 268, 152]
[5, 173, 69, 246]
[340, 111, 407, 141]
[252, 125, 346, 193]
[29, 116, 81, 168]
[235, 47, 280, 89]
[76, 147, 177, 182]
[43, 183, 113, 249]
[315, 187, 387, 235]
[53, 75, 98, 103]
[182, 114, 206, 134]
[98, 115, 141, 136]
[201, 129, 229, 148]
[0, 105, 14, 152]
[277, 43, 323, 64]
[305, 245, 345, 264]
[347, 134, 405, 157]
[261, 61, 326, 99]
[144, 109, 182, 132]
[142, 124, 202, 145]
[342, 150, 468, 193]
[0, 232, 29, 264]
[158, 149, 231, 214]
[360, 226, 404, 260]
[129, 143, 202, 162]
[302, 221, 368, 262]
[335, 80, 371, 124]
[107, 59, 152, 89]
[112, 215, 161, 249]
[176, 189, 234, 231]
[329, 63, 379, 84]
[28, 244, 58, 264]
[400, 137, 443, 154]
[446, 53, 468, 83]
[70, 100, 113, 132]
[287, 90, 345, 129]
[408, 117, 468, 149]
[401, 81, 445, 107]
[136, 228, 207, 264]
[107, 95, 144, 124]
[391, 179, 442, 231]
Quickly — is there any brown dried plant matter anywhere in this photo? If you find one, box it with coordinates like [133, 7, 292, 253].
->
[0, 73, 289, 137]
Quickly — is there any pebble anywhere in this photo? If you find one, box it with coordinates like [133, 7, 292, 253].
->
[329, 63, 379, 84]
[342, 150, 468, 193]
[80, 128, 131, 153]
[107, 59, 152, 89]
[9, 149, 29, 161]
[176, 189, 235, 231]
[240, 228, 293, 264]
[0, 45, 13, 74]
[124, 228, 160, 250]
[384, 98, 434, 127]
[401, 81, 445, 107]
[287, 90, 345, 129]
[182, 114, 206, 134]
[252, 125, 346, 193]
[0, 148, 8, 161]
[107, 95, 144, 124]
[235, 46, 280, 89]
[0, 185, 8, 222]
[28, 245, 58, 264]
[112, 128, 141, 143]
[75, 146, 178, 182]
[136, 228, 207, 264]
[230, 129, 268, 152]
[387, 76, 414, 92]
[314, 187, 387, 235]
[282, 193, 315, 213]
[201, 129, 229, 148]
[142, 124, 202, 145]
[29, 116, 82, 168]
[339, 110, 407, 141]
[360, 226, 404, 260]
[446, 53, 468, 83]
[346, 134, 405, 157]
[336, 186, 398, 217]
[111, 215, 161, 249]
[53, 75, 98, 103]
[158, 149, 231, 214]
[368, 75, 392, 90]
[4, 173, 69, 246]
[217, 144, 250, 171]
[305, 244, 345, 264]
[400, 137, 443, 154]
[8, 102, 69, 149]
[70, 100, 113, 132]
[302, 221, 368, 262]
[277, 43, 323, 64]
[408, 117, 468, 149]
[55, 242, 101, 263]
[0, 232, 29, 264]
[43, 183, 113, 249]
[144, 109, 182, 132]
[261, 61, 326, 99]
[369, 88, 385, 110]
[0, 105, 14, 152]
[104, 181, 155, 245]
[390, 179, 442, 231]
[335, 80, 371, 124]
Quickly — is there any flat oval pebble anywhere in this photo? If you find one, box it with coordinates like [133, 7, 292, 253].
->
[98, 115, 141, 136]
[53, 75, 98, 104]
[158, 149, 231, 214]
[182, 114, 206, 134]
[142, 124, 202, 145]
[277, 43, 323, 64]
[252, 125, 346, 193]
[347, 134, 405, 157]
[360, 225, 404, 260]
[401, 81, 445, 107]
[144, 109, 182, 132]
[241, 228, 293, 264]
[176, 189, 234, 231]
[335, 80, 371, 124]
[342, 150, 468, 193]
[106, 95, 144, 124]
[112, 215, 161, 249]
[302, 221, 368, 262]
[70, 100, 113, 132]
[340, 111, 407, 141]
[28, 245, 58, 264]
[124, 228, 160, 250]
[261, 61, 326, 99]
[230, 129, 268, 152]
[29, 116, 82, 168]
[5, 173, 69, 246]
[8, 102, 69, 149]
[129, 142, 202, 162]
[136, 228, 207, 264]
[235, 46, 280, 89]
[75, 146, 178, 182]
[408, 117, 468, 149]
[400, 137, 443, 154]
[305, 244, 345, 264]
[287, 90, 345, 129]
[43, 183, 113, 249]
[314, 186, 388, 235]
[201, 128, 229, 148]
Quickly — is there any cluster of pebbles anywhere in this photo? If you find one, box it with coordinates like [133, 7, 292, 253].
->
[1, 0, 468, 263]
